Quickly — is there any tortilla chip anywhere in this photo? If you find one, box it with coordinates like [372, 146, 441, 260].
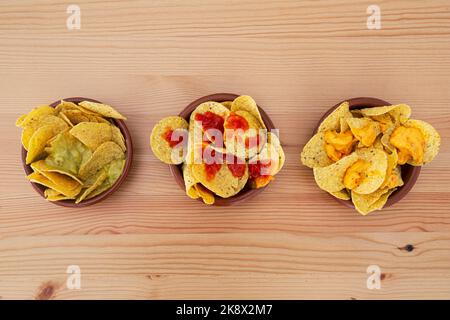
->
[379, 150, 397, 189]
[352, 148, 388, 194]
[26, 122, 68, 164]
[31, 161, 82, 192]
[44, 188, 74, 201]
[78, 101, 126, 120]
[268, 132, 285, 173]
[318, 102, 352, 132]
[190, 101, 230, 143]
[182, 163, 199, 199]
[31, 160, 83, 184]
[28, 172, 82, 198]
[76, 170, 108, 203]
[231, 95, 266, 129]
[221, 101, 233, 109]
[111, 125, 126, 152]
[313, 152, 359, 193]
[19, 105, 56, 128]
[79, 141, 125, 180]
[60, 110, 90, 125]
[352, 188, 396, 215]
[340, 117, 350, 132]
[300, 132, 333, 168]
[191, 149, 248, 198]
[70, 122, 113, 151]
[403, 119, 440, 165]
[330, 189, 351, 200]
[58, 112, 74, 127]
[380, 126, 396, 154]
[45, 131, 92, 176]
[15, 114, 28, 127]
[150, 116, 189, 164]
[84, 159, 125, 200]
[195, 184, 215, 205]
[54, 100, 79, 113]
[21, 114, 67, 150]
[249, 142, 281, 177]
[359, 104, 411, 124]
[224, 110, 265, 159]
[346, 117, 381, 147]
[370, 113, 394, 133]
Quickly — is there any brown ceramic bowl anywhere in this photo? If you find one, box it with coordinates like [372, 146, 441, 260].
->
[21, 97, 133, 207]
[316, 97, 420, 209]
[169, 93, 276, 206]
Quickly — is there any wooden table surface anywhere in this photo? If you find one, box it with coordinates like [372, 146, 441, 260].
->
[1, 0, 450, 300]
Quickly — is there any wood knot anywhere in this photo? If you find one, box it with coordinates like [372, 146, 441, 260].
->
[399, 244, 415, 252]
[36, 281, 58, 300]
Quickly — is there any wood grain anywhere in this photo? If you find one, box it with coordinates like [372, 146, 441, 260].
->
[1, 0, 450, 299]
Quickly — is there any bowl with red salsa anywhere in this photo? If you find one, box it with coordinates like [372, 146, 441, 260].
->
[169, 93, 279, 206]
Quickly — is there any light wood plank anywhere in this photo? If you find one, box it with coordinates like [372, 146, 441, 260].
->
[1, 233, 450, 300]
[1, 0, 450, 299]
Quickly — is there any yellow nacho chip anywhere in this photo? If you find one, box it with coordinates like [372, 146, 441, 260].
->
[84, 159, 125, 200]
[31, 161, 82, 192]
[70, 122, 113, 151]
[231, 95, 266, 129]
[313, 152, 360, 193]
[318, 102, 352, 133]
[324, 130, 355, 162]
[44, 188, 74, 201]
[268, 132, 285, 173]
[28, 172, 82, 198]
[351, 148, 388, 194]
[370, 113, 394, 133]
[359, 104, 411, 124]
[224, 110, 265, 159]
[15, 114, 28, 127]
[150, 116, 189, 165]
[26, 122, 68, 164]
[45, 131, 92, 176]
[76, 170, 108, 203]
[352, 188, 396, 215]
[379, 150, 398, 189]
[111, 125, 126, 152]
[182, 163, 199, 199]
[195, 184, 215, 205]
[79, 141, 125, 180]
[19, 105, 56, 128]
[190, 101, 230, 143]
[21, 114, 67, 150]
[221, 101, 233, 109]
[78, 101, 126, 120]
[58, 112, 74, 127]
[300, 132, 334, 168]
[54, 100, 79, 113]
[60, 110, 90, 125]
[339, 117, 350, 132]
[330, 189, 351, 200]
[402, 119, 440, 165]
[346, 117, 381, 147]
[31, 160, 83, 184]
[191, 146, 249, 198]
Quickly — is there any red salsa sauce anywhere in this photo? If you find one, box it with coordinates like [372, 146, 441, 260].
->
[203, 149, 246, 181]
[204, 162, 222, 181]
[245, 133, 261, 149]
[248, 160, 272, 178]
[225, 112, 249, 131]
[227, 156, 246, 178]
[162, 127, 184, 148]
[195, 111, 224, 134]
